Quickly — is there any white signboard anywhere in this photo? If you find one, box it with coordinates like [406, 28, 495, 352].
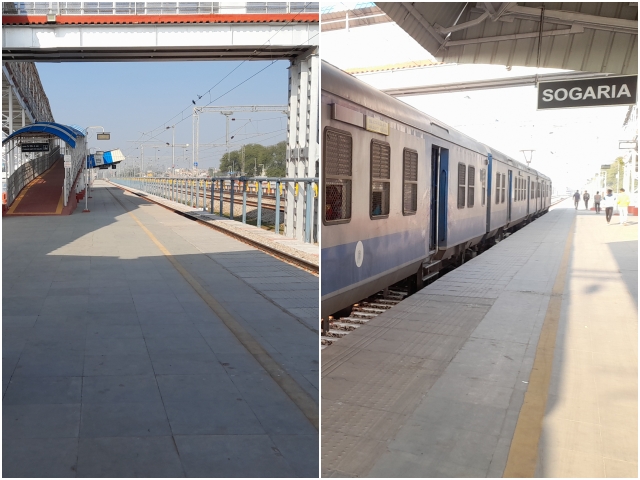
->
[64, 154, 71, 169]
[95, 152, 104, 166]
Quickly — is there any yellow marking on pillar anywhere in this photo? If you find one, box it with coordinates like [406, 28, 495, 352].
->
[503, 216, 576, 477]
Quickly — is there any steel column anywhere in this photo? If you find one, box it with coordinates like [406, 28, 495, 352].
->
[230, 179, 235, 220]
[219, 179, 223, 215]
[257, 180, 263, 227]
[242, 180, 247, 224]
[275, 181, 281, 234]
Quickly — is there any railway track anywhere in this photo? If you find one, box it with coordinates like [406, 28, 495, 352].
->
[321, 289, 408, 349]
[171, 186, 283, 212]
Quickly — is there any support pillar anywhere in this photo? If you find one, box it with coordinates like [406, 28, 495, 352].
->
[285, 47, 319, 242]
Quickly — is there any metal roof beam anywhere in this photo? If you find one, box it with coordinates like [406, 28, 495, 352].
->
[500, 5, 638, 35]
[446, 24, 584, 47]
[436, 10, 490, 35]
[400, 2, 446, 45]
[381, 71, 621, 97]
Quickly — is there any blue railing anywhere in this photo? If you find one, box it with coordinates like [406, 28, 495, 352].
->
[111, 176, 318, 243]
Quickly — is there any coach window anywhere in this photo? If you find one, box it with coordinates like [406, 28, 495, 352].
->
[501, 174, 506, 203]
[371, 140, 391, 218]
[495, 172, 500, 204]
[458, 163, 466, 208]
[403, 148, 418, 215]
[480, 168, 486, 206]
[467, 165, 475, 208]
[519, 178, 523, 201]
[323, 127, 352, 224]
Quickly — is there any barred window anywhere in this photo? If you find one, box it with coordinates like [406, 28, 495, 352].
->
[501, 174, 506, 203]
[531, 180, 534, 199]
[519, 178, 522, 201]
[468, 165, 475, 208]
[496, 171, 500, 204]
[324, 128, 352, 223]
[403, 149, 418, 215]
[481, 168, 486, 206]
[371, 140, 390, 218]
[458, 163, 466, 208]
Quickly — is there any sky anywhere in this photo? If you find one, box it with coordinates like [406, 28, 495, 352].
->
[36, 60, 291, 173]
[321, 12, 635, 192]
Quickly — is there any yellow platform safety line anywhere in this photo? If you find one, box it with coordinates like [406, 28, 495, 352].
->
[503, 216, 576, 477]
[112, 190, 319, 430]
[55, 190, 64, 214]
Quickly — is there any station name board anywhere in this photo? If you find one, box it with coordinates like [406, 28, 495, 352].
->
[20, 143, 49, 152]
[538, 75, 637, 110]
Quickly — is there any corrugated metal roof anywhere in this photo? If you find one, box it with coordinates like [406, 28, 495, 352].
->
[376, 2, 638, 75]
[321, 4, 392, 32]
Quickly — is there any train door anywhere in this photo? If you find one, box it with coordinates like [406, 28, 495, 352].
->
[526, 176, 530, 215]
[486, 154, 492, 232]
[507, 170, 513, 222]
[438, 149, 449, 247]
[430, 146, 449, 249]
[429, 147, 439, 251]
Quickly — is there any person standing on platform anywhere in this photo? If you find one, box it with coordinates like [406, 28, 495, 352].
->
[603, 189, 616, 224]
[583, 190, 590, 210]
[573, 190, 581, 209]
[593, 191, 602, 214]
[617, 188, 630, 225]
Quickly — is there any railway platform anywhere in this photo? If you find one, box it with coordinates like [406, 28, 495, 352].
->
[321, 198, 637, 478]
[3, 180, 318, 477]
[109, 179, 319, 270]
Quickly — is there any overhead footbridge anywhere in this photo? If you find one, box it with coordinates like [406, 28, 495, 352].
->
[1, 1, 319, 62]
[2, 1, 319, 242]
[2, 122, 88, 215]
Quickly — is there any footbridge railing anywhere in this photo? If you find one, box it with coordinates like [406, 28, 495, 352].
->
[3, 2, 319, 15]
[112, 176, 318, 244]
[5, 145, 60, 206]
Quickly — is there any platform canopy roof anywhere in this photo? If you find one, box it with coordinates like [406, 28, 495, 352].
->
[375, 2, 638, 75]
[2, 121, 85, 148]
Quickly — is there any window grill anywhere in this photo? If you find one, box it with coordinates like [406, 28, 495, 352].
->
[403, 149, 418, 215]
[468, 165, 475, 208]
[371, 141, 390, 217]
[501, 174, 506, 203]
[324, 128, 352, 223]
[458, 163, 466, 208]
[481, 168, 486, 206]
[496, 172, 500, 204]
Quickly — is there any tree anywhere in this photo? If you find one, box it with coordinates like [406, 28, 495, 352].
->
[602, 157, 625, 191]
[218, 141, 287, 177]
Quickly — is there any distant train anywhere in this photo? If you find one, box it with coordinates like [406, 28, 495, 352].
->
[321, 61, 552, 319]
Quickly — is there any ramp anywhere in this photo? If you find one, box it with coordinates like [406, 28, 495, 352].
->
[5, 158, 76, 216]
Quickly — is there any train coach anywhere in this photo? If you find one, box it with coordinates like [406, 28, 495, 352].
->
[321, 61, 552, 319]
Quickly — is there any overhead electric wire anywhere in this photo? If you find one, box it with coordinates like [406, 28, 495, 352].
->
[126, 2, 317, 151]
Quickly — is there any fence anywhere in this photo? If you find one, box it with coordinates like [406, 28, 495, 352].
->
[5, 145, 60, 206]
[112, 176, 318, 243]
[2, 2, 319, 15]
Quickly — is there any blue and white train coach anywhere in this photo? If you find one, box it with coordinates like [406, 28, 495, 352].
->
[321, 61, 552, 319]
